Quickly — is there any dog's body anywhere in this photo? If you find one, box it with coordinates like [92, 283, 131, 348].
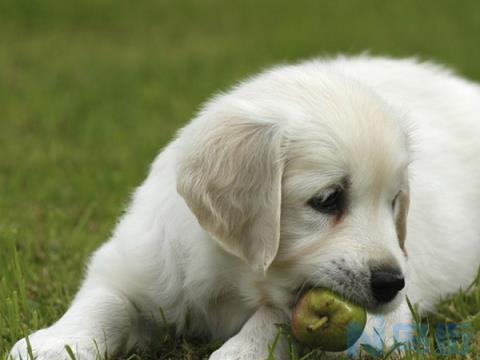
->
[11, 56, 480, 359]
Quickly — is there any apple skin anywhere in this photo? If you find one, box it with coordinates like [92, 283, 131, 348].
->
[291, 288, 366, 352]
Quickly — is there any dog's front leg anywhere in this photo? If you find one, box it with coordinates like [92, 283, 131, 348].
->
[9, 286, 138, 360]
[209, 306, 289, 360]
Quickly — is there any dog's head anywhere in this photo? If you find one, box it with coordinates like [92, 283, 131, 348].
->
[177, 67, 411, 314]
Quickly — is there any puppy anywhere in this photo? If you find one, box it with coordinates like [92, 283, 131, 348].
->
[10, 56, 480, 359]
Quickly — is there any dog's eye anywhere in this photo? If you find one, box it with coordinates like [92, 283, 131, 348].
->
[308, 187, 345, 215]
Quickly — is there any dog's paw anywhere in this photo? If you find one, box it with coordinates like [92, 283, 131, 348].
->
[209, 338, 271, 360]
[209, 347, 257, 360]
[9, 329, 100, 360]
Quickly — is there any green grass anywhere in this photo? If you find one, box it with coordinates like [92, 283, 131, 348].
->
[1, 0, 479, 358]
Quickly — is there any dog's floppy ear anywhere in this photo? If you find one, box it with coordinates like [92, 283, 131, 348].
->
[395, 186, 409, 254]
[177, 104, 284, 273]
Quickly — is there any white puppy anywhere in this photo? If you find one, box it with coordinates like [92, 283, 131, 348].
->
[10, 56, 480, 359]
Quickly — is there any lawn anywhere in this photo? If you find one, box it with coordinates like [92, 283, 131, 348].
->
[0, 0, 479, 359]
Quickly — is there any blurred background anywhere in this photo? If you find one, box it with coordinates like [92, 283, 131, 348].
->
[1, 0, 480, 356]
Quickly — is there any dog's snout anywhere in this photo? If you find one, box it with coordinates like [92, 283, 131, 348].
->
[370, 268, 405, 303]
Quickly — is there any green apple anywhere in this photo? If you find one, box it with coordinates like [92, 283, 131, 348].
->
[291, 288, 366, 352]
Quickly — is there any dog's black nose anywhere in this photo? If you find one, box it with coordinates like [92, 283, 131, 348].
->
[370, 268, 405, 303]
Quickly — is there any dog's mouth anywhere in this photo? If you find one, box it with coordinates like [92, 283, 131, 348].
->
[291, 281, 402, 315]
[292, 283, 365, 309]
[291, 283, 315, 308]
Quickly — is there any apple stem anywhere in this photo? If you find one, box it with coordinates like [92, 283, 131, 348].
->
[307, 316, 328, 332]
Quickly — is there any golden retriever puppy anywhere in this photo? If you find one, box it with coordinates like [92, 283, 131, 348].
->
[11, 56, 480, 359]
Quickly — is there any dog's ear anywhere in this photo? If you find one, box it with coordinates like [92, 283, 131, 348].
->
[395, 187, 409, 254]
[177, 106, 284, 273]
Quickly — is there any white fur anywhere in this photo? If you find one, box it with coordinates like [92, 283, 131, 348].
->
[10, 56, 480, 359]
